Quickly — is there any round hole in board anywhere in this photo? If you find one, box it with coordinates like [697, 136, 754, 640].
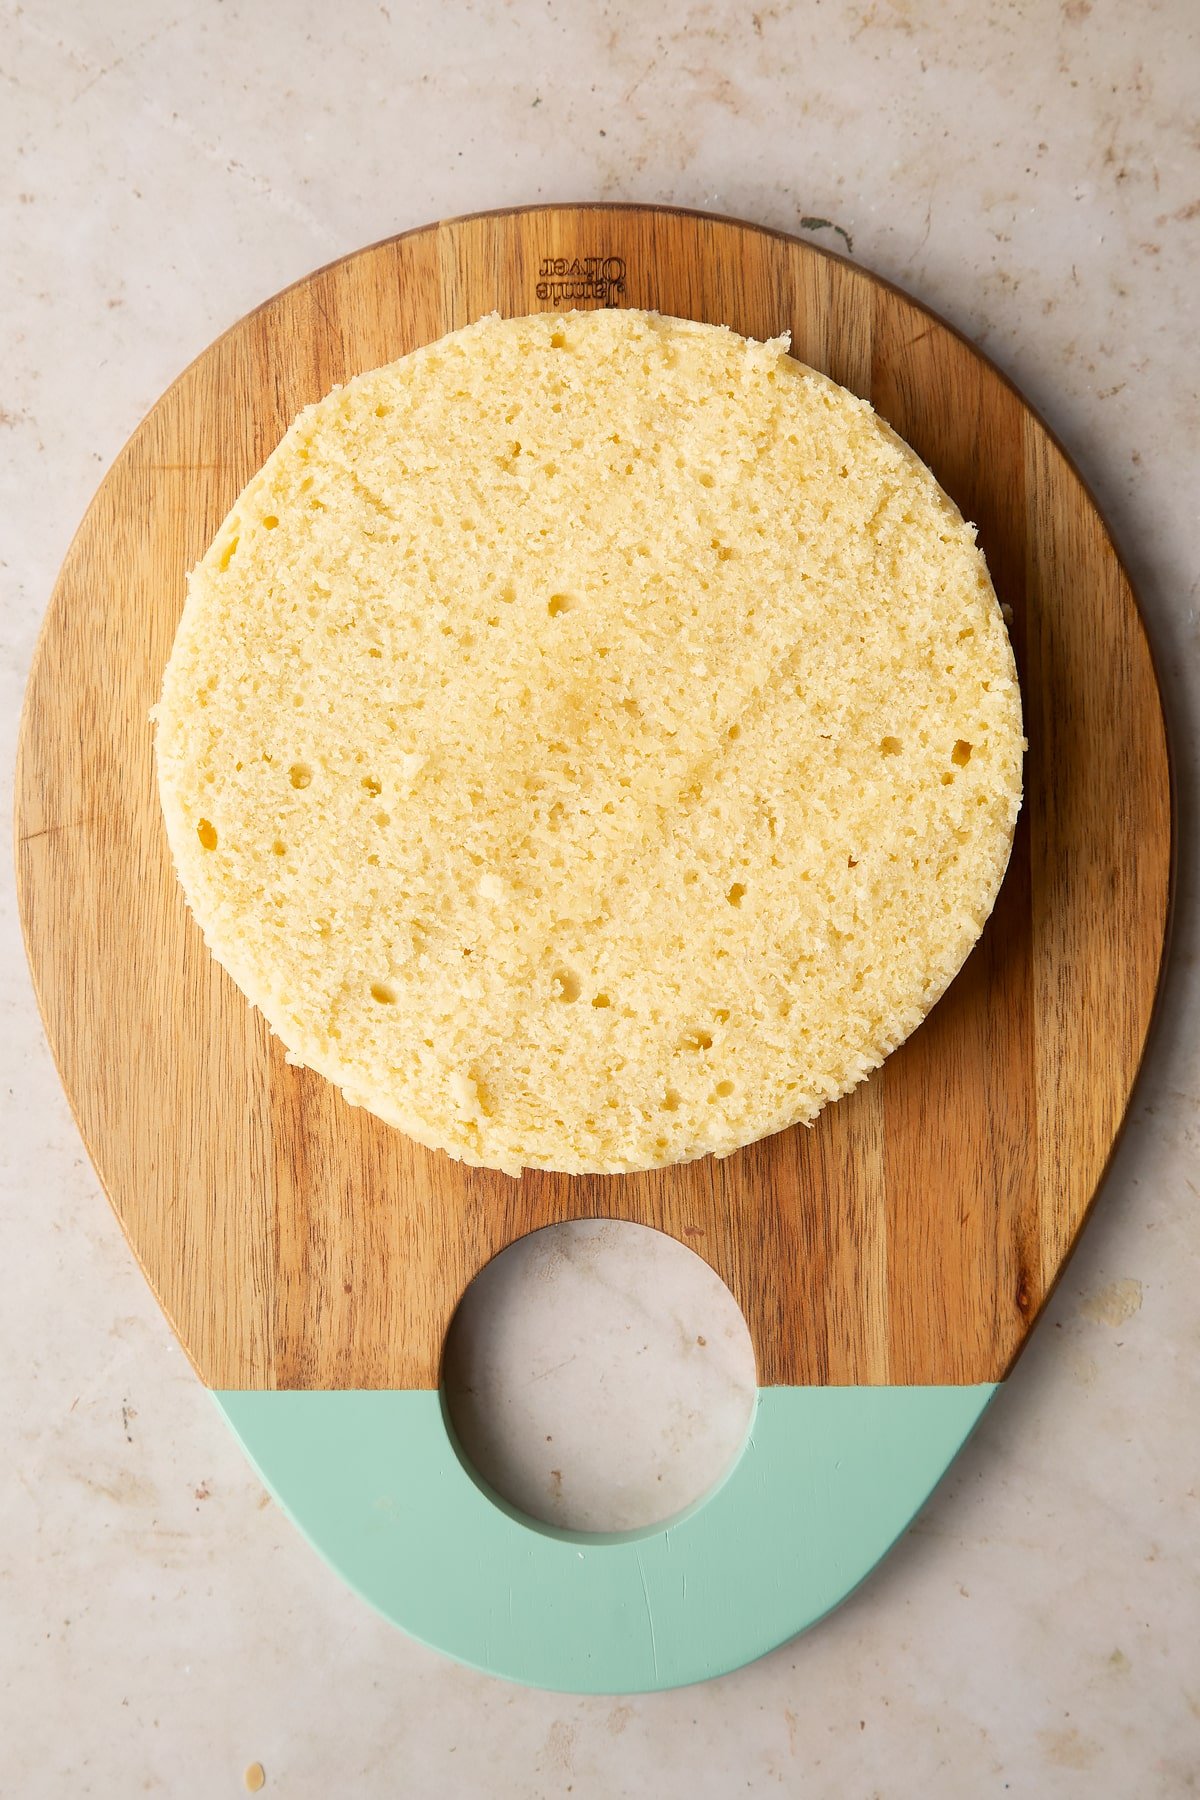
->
[441, 1220, 756, 1535]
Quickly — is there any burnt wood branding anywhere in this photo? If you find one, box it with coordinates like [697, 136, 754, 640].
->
[536, 255, 626, 305]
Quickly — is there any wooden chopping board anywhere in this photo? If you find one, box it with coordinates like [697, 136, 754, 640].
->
[15, 203, 1172, 1397]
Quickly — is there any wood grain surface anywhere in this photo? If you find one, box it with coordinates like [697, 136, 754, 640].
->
[15, 205, 1172, 1390]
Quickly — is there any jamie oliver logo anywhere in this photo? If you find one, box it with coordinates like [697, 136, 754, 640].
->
[535, 256, 626, 307]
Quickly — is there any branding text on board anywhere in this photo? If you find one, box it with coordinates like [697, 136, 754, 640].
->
[536, 256, 626, 306]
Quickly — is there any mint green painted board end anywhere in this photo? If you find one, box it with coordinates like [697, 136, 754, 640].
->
[216, 1384, 995, 1692]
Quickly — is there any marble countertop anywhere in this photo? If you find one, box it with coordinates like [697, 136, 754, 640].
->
[2, 1, 1198, 1793]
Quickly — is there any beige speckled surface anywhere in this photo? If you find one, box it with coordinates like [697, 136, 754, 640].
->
[2, 1, 1198, 1793]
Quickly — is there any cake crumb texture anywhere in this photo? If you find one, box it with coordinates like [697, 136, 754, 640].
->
[155, 308, 1023, 1175]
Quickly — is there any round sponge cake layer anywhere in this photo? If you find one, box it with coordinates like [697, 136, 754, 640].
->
[155, 309, 1023, 1176]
